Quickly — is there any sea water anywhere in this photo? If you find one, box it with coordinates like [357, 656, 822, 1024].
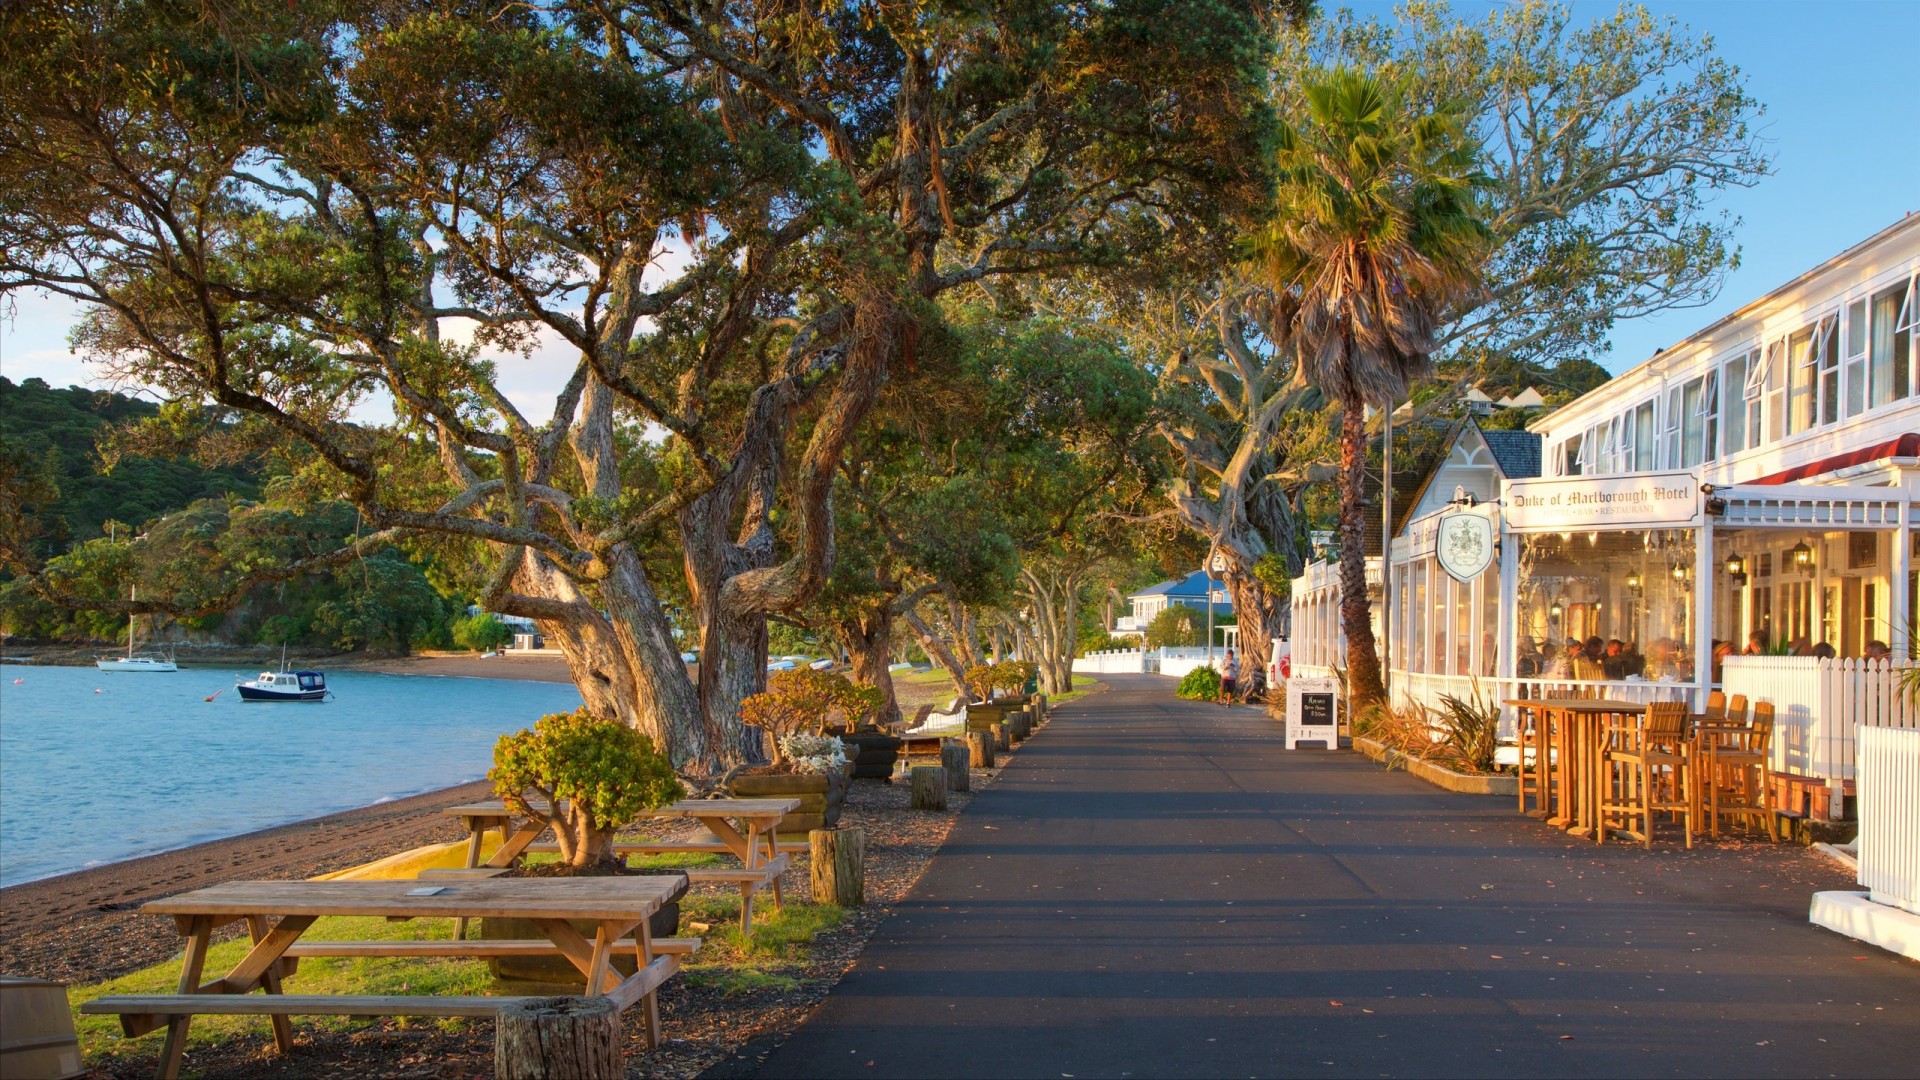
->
[0, 665, 582, 888]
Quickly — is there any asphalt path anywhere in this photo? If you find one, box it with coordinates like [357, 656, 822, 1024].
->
[733, 675, 1917, 1079]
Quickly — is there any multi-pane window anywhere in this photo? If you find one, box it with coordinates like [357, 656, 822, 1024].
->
[1662, 385, 1682, 468]
[1680, 376, 1704, 466]
[1845, 298, 1869, 417]
[1763, 340, 1787, 442]
[1816, 316, 1840, 426]
[1787, 324, 1816, 434]
[1634, 399, 1655, 468]
[1560, 434, 1582, 476]
[1722, 353, 1749, 451]
[1870, 274, 1916, 408]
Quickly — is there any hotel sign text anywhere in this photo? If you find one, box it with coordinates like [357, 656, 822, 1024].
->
[1504, 470, 1701, 531]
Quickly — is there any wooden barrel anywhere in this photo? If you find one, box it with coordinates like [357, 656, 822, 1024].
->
[0, 977, 84, 1080]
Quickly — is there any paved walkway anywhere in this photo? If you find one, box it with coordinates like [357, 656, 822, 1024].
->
[738, 676, 1917, 1079]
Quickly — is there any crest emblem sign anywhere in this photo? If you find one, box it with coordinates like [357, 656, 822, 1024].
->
[1436, 512, 1494, 583]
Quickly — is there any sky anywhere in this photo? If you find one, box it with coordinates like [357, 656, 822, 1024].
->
[2, 0, 1916, 410]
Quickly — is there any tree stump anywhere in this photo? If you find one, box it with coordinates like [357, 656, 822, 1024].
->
[941, 740, 971, 792]
[967, 731, 995, 769]
[910, 765, 948, 810]
[809, 827, 865, 907]
[1009, 710, 1030, 742]
[992, 723, 1010, 753]
[495, 995, 621, 1080]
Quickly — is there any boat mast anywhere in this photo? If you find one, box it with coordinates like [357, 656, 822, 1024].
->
[128, 585, 136, 660]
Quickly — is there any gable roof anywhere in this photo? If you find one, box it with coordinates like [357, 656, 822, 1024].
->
[1480, 428, 1543, 479]
[1359, 418, 1463, 557]
[1129, 569, 1234, 608]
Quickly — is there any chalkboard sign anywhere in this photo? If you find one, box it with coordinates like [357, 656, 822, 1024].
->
[1299, 692, 1334, 728]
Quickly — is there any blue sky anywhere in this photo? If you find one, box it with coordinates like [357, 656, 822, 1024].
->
[2, 0, 1915, 395]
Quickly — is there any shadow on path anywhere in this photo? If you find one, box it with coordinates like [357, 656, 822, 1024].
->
[720, 675, 1915, 1080]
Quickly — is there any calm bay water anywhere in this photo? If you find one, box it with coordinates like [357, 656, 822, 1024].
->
[0, 665, 581, 888]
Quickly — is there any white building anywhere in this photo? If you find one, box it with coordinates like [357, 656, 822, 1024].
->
[1289, 214, 1920, 815]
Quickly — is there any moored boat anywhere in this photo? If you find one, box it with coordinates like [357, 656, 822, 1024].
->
[237, 670, 330, 702]
[95, 588, 177, 672]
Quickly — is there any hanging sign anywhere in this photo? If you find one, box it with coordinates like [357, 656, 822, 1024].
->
[1436, 512, 1494, 582]
[1503, 470, 1701, 531]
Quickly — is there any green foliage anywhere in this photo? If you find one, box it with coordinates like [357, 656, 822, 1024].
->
[1145, 605, 1203, 649]
[1434, 689, 1500, 774]
[1077, 627, 1133, 655]
[990, 660, 1037, 695]
[1176, 666, 1222, 700]
[963, 664, 996, 701]
[740, 669, 885, 752]
[451, 612, 513, 653]
[490, 710, 684, 866]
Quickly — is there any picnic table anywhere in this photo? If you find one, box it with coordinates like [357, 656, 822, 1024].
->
[80, 877, 691, 1080]
[1505, 698, 1647, 840]
[444, 797, 799, 932]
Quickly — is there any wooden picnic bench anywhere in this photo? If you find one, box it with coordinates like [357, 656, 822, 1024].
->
[80, 877, 690, 1080]
[444, 797, 801, 933]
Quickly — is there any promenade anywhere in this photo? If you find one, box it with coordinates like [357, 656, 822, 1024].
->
[739, 675, 1917, 1079]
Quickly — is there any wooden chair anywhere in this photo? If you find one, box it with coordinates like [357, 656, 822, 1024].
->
[1725, 694, 1747, 723]
[1515, 701, 1547, 817]
[1600, 701, 1693, 848]
[1703, 690, 1726, 721]
[1707, 700, 1777, 841]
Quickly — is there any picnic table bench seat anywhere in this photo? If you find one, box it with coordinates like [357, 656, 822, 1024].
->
[282, 936, 701, 959]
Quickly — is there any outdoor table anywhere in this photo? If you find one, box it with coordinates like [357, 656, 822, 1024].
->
[1503, 698, 1646, 840]
[79, 877, 688, 1079]
[444, 797, 800, 932]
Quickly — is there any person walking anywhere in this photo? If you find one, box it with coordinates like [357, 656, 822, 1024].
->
[1219, 648, 1240, 706]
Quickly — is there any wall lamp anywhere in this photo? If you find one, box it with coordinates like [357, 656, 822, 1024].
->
[1724, 552, 1748, 585]
[1789, 539, 1816, 575]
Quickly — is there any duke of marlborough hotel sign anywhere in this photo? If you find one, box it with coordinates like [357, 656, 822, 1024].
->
[1503, 470, 1702, 531]
[1436, 513, 1494, 582]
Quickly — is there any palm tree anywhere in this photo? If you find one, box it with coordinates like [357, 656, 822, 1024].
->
[1255, 69, 1491, 713]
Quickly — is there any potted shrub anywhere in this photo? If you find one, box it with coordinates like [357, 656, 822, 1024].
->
[964, 664, 1006, 731]
[734, 671, 859, 826]
[481, 709, 686, 987]
[991, 660, 1038, 707]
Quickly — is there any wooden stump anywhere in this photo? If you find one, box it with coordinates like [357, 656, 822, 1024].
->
[495, 995, 621, 1080]
[911, 766, 948, 811]
[809, 827, 865, 907]
[941, 740, 971, 792]
[968, 731, 995, 769]
[992, 723, 1010, 753]
[1009, 710, 1030, 742]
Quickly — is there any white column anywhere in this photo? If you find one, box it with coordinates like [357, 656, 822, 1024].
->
[1894, 499, 1913, 657]
[1498, 516, 1519, 736]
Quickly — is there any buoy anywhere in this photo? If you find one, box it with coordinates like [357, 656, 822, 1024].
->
[204, 689, 224, 702]
[10, 678, 21, 684]
[95, 688, 105, 694]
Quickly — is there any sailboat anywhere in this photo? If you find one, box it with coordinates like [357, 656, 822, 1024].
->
[95, 587, 178, 672]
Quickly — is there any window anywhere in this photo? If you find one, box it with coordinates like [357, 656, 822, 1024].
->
[1634, 399, 1655, 469]
[1763, 339, 1787, 442]
[1561, 434, 1583, 476]
[1870, 274, 1916, 408]
[1845, 298, 1869, 417]
[1815, 315, 1839, 426]
[1617, 409, 1637, 472]
[1662, 386, 1681, 468]
[1722, 353, 1749, 451]
[1788, 325, 1816, 434]
[1680, 376, 1705, 467]
[1596, 419, 1618, 475]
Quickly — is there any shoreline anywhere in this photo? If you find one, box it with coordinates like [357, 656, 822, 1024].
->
[2, 648, 580, 683]
[0, 778, 494, 985]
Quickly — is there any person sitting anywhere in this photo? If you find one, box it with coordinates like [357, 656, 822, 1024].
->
[1711, 639, 1734, 683]
[1516, 639, 1542, 678]
[1574, 636, 1608, 681]
[1602, 638, 1630, 679]
[1744, 630, 1768, 656]
[1811, 641, 1836, 660]
[1865, 639, 1892, 661]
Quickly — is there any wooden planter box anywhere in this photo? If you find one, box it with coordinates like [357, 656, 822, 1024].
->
[966, 703, 1007, 731]
[729, 769, 847, 833]
[839, 733, 903, 781]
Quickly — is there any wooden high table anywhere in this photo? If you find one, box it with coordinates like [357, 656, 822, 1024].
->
[79, 877, 688, 1080]
[1504, 698, 1647, 841]
[445, 797, 800, 932]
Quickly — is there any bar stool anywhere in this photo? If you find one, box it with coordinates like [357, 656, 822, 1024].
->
[1515, 700, 1547, 816]
[1707, 700, 1777, 842]
[1600, 702, 1693, 848]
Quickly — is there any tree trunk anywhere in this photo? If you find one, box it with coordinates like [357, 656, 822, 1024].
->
[902, 606, 970, 696]
[495, 996, 621, 1080]
[941, 740, 970, 792]
[910, 765, 947, 810]
[1339, 393, 1386, 712]
[839, 606, 901, 727]
[809, 827, 865, 907]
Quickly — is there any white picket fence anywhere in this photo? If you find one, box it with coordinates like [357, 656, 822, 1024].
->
[1072, 649, 1148, 674]
[1857, 726, 1920, 915]
[1721, 656, 1918, 783]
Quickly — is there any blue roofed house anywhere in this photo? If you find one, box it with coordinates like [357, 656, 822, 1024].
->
[1113, 570, 1234, 638]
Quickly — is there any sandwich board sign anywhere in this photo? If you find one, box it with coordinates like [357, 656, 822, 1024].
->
[1285, 676, 1340, 750]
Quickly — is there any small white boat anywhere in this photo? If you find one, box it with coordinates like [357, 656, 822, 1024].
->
[96, 588, 177, 672]
[237, 669, 330, 702]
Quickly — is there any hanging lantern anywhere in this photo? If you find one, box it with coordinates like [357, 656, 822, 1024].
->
[1724, 552, 1748, 584]
[1790, 539, 1815, 573]
[1625, 570, 1643, 593]
[1549, 596, 1565, 621]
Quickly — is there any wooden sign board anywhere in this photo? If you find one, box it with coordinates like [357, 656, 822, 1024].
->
[1285, 676, 1339, 750]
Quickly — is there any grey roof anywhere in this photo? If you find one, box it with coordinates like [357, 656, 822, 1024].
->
[1480, 429, 1543, 479]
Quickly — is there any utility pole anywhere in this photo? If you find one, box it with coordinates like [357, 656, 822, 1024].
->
[1381, 405, 1393, 698]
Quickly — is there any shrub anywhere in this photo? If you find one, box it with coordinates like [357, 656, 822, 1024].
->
[452, 612, 513, 652]
[991, 660, 1037, 695]
[778, 732, 848, 776]
[1176, 666, 1221, 700]
[1434, 688, 1500, 774]
[964, 664, 995, 701]
[489, 710, 684, 868]
[741, 669, 884, 763]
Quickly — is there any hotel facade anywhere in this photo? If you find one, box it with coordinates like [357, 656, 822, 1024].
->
[1290, 215, 1920, 812]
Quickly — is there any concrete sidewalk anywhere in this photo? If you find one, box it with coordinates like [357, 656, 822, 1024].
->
[731, 675, 1917, 1079]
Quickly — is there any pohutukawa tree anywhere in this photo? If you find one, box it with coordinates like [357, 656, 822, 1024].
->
[0, 0, 1276, 767]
